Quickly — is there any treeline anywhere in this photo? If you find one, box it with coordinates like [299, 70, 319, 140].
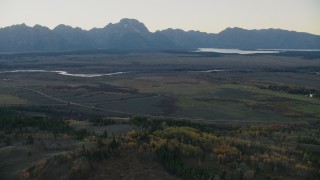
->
[129, 116, 239, 134]
[258, 84, 319, 97]
[156, 145, 216, 179]
[122, 117, 320, 179]
[0, 108, 72, 134]
[1, 108, 319, 179]
[89, 118, 116, 126]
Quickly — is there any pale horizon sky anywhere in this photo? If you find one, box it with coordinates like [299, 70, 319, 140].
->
[1, 0, 320, 35]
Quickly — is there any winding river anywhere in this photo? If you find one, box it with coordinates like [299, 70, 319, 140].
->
[0, 70, 127, 78]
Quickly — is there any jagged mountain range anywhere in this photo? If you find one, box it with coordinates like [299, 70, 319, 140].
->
[0, 18, 320, 52]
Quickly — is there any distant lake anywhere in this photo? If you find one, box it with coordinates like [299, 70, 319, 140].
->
[194, 48, 320, 55]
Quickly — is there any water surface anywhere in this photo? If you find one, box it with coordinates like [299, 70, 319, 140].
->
[194, 48, 320, 54]
[0, 70, 127, 78]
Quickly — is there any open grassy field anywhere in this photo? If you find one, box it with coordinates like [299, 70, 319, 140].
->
[0, 51, 319, 122]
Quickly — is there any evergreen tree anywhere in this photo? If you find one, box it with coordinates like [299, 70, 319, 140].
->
[26, 135, 34, 144]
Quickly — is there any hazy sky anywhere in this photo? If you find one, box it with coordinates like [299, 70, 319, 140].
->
[1, 0, 320, 34]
